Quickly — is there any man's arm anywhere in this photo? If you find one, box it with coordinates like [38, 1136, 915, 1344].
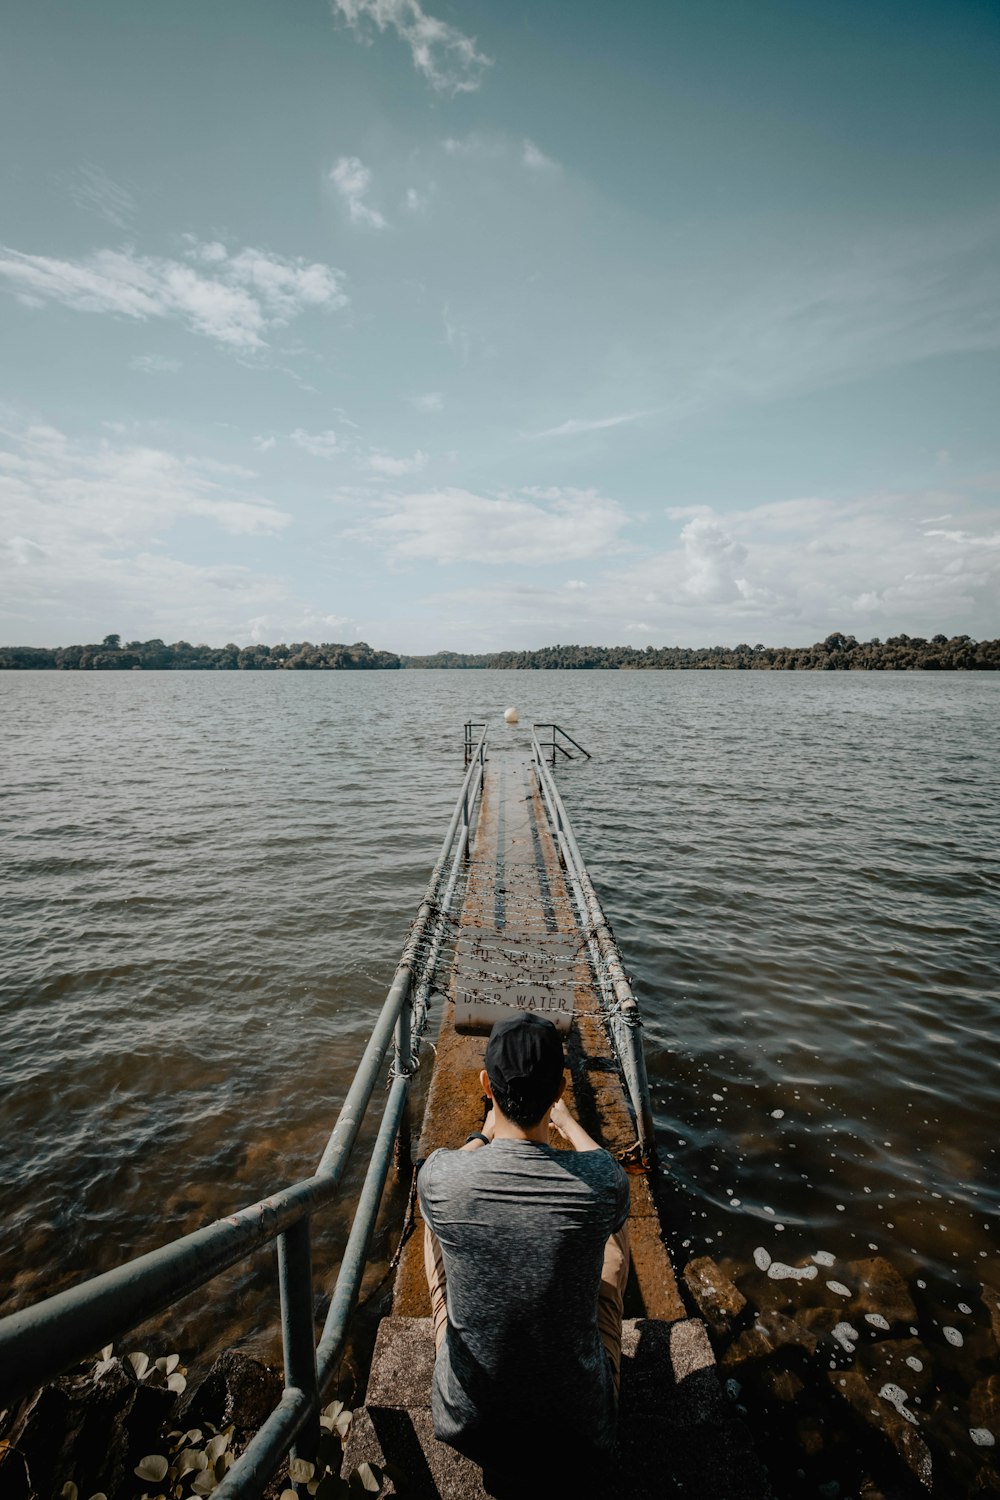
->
[461, 1106, 496, 1151]
[549, 1097, 601, 1152]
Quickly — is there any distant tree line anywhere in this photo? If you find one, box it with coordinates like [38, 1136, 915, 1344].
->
[0, 635, 401, 670]
[1, 631, 997, 671]
[401, 634, 1000, 670]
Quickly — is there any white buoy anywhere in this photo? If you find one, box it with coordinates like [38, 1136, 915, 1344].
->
[504, 706, 519, 724]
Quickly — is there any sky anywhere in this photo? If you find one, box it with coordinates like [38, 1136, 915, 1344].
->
[1, 0, 999, 652]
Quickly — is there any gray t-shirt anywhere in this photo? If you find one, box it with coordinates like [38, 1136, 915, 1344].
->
[417, 1139, 630, 1462]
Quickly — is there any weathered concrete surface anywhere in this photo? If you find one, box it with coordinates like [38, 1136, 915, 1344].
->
[683, 1256, 748, 1335]
[343, 1317, 770, 1498]
[363, 737, 761, 1495]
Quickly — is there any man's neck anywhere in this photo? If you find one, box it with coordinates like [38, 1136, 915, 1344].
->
[493, 1111, 552, 1146]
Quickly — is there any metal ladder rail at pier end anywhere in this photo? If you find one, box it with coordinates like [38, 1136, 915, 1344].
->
[0, 725, 489, 1500]
[530, 727, 655, 1162]
[532, 721, 593, 766]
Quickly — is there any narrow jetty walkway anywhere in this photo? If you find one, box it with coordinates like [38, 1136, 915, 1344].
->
[345, 733, 768, 1498]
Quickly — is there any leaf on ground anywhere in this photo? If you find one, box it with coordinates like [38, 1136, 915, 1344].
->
[128, 1352, 150, 1379]
[167, 1373, 187, 1395]
[349, 1462, 383, 1494]
[205, 1434, 229, 1463]
[156, 1354, 181, 1376]
[289, 1458, 315, 1484]
[135, 1457, 168, 1484]
[177, 1450, 208, 1476]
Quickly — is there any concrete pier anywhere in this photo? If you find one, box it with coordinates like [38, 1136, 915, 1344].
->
[344, 735, 769, 1497]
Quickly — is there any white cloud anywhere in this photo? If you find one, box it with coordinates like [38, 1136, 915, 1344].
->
[411, 481, 1000, 648]
[442, 134, 499, 159]
[408, 391, 443, 412]
[404, 187, 427, 212]
[361, 485, 628, 565]
[0, 421, 289, 539]
[666, 504, 713, 521]
[330, 157, 388, 230]
[367, 449, 428, 476]
[924, 527, 1000, 547]
[332, 0, 491, 95]
[253, 435, 276, 452]
[678, 516, 749, 602]
[248, 610, 355, 644]
[565, 579, 586, 590]
[604, 491, 1000, 639]
[0, 240, 347, 351]
[0, 420, 296, 642]
[522, 139, 557, 170]
[8, 535, 47, 566]
[531, 411, 647, 440]
[129, 352, 182, 374]
[443, 133, 554, 170]
[291, 428, 343, 458]
[68, 165, 135, 229]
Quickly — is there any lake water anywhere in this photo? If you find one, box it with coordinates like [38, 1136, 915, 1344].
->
[2, 670, 998, 1495]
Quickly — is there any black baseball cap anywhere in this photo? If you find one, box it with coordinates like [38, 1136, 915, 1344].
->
[485, 1011, 564, 1097]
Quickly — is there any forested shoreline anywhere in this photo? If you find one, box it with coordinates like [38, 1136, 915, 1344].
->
[1, 631, 998, 670]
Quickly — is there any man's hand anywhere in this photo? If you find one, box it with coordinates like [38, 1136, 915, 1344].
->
[482, 1107, 496, 1142]
[549, 1098, 573, 1141]
[549, 1097, 601, 1153]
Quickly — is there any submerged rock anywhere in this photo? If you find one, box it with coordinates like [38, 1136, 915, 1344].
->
[178, 1349, 282, 1441]
[683, 1255, 747, 1333]
[2, 1356, 175, 1500]
[971, 1373, 1000, 1435]
[720, 1309, 818, 1368]
[846, 1257, 917, 1326]
[798, 1306, 848, 1339]
[982, 1284, 1000, 1351]
[858, 1338, 934, 1400]
[796, 1417, 826, 1459]
[759, 1366, 804, 1403]
[828, 1370, 932, 1491]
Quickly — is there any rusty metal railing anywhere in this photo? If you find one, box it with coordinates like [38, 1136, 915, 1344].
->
[0, 725, 489, 1500]
[530, 727, 654, 1162]
[532, 722, 592, 766]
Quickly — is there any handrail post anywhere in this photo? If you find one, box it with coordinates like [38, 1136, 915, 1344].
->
[277, 1219, 319, 1462]
[394, 990, 412, 1077]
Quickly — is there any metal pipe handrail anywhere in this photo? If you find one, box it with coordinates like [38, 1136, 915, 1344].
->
[532, 722, 592, 763]
[530, 730, 654, 1157]
[0, 724, 489, 1497]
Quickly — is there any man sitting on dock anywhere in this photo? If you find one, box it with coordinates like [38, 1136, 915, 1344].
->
[417, 1012, 630, 1487]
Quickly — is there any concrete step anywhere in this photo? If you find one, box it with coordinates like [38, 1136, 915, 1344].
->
[342, 1316, 771, 1499]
